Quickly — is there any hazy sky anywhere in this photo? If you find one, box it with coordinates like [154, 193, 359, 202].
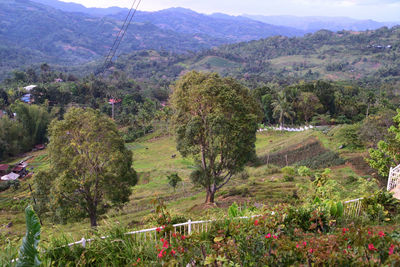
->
[60, 0, 400, 21]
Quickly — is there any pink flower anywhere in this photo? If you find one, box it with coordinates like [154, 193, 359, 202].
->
[137, 258, 141, 262]
[171, 249, 176, 256]
[160, 238, 164, 242]
[309, 248, 314, 253]
[162, 240, 169, 248]
[158, 249, 164, 258]
[265, 233, 271, 239]
[368, 243, 377, 251]
[181, 235, 186, 240]
[347, 245, 351, 249]
[303, 241, 307, 247]
[378, 231, 385, 237]
[254, 220, 259, 226]
[342, 228, 349, 234]
[273, 235, 278, 239]
[368, 231, 373, 236]
[156, 227, 161, 232]
[296, 244, 300, 248]
[389, 244, 395, 255]
[172, 233, 177, 238]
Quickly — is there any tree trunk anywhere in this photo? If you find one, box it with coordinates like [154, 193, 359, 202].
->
[89, 208, 97, 227]
[205, 188, 215, 203]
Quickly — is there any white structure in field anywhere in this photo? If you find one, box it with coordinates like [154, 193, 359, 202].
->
[388, 164, 400, 199]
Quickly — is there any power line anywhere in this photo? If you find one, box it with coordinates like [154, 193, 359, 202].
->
[108, 0, 142, 64]
[103, 0, 136, 67]
[100, 0, 142, 74]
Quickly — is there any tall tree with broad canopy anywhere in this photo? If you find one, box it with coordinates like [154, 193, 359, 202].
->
[36, 108, 137, 227]
[171, 71, 261, 203]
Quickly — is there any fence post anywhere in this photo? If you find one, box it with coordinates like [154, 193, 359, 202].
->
[387, 167, 393, 191]
[188, 219, 192, 235]
[81, 237, 86, 248]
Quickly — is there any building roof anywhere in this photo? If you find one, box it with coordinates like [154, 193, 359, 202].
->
[109, 98, 122, 104]
[12, 166, 25, 172]
[24, 85, 37, 91]
[0, 164, 9, 171]
[1, 172, 19, 181]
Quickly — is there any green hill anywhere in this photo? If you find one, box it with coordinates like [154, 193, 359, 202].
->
[110, 27, 400, 88]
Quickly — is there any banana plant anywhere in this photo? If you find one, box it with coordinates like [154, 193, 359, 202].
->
[16, 205, 41, 267]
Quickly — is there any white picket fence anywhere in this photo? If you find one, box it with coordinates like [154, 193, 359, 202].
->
[68, 216, 261, 248]
[342, 198, 364, 217]
[258, 125, 314, 132]
[387, 164, 400, 191]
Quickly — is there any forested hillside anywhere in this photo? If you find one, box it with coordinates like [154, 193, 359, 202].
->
[0, 0, 306, 80]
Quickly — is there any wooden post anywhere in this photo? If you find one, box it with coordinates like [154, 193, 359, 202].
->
[285, 155, 288, 166]
[28, 183, 42, 225]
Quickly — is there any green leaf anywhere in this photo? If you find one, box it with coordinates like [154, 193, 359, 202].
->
[336, 202, 344, 217]
[214, 236, 224, 242]
[16, 205, 41, 267]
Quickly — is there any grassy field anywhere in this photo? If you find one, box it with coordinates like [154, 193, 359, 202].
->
[0, 128, 379, 248]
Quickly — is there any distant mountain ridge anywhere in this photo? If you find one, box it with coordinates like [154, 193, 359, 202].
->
[0, 0, 309, 80]
[243, 14, 399, 32]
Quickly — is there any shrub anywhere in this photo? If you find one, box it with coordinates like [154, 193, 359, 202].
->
[297, 166, 312, 177]
[332, 124, 364, 150]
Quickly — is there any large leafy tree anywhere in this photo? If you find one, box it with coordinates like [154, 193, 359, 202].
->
[171, 71, 261, 203]
[35, 108, 137, 226]
[367, 109, 400, 179]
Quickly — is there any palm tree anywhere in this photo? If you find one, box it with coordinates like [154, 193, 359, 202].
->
[272, 91, 295, 128]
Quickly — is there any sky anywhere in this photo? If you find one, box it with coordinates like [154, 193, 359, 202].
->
[59, 0, 400, 21]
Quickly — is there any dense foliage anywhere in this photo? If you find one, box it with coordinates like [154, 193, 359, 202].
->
[172, 72, 261, 203]
[34, 108, 137, 226]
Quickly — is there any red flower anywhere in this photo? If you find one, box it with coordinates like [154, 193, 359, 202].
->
[265, 233, 271, 239]
[163, 240, 169, 248]
[389, 244, 395, 255]
[172, 233, 177, 238]
[368, 231, 373, 236]
[158, 249, 164, 258]
[303, 241, 307, 247]
[254, 220, 259, 226]
[296, 244, 300, 248]
[342, 228, 349, 234]
[368, 243, 377, 251]
[378, 231, 385, 237]
[181, 235, 186, 240]
[156, 227, 161, 232]
[347, 245, 351, 249]
[160, 238, 164, 242]
[137, 258, 141, 262]
[273, 235, 278, 239]
[171, 249, 176, 256]
[309, 248, 314, 253]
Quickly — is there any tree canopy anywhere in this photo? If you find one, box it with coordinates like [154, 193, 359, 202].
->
[171, 71, 261, 203]
[34, 108, 137, 226]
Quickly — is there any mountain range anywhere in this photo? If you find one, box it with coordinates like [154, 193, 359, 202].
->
[244, 15, 398, 33]
[1, 0, 399, 81]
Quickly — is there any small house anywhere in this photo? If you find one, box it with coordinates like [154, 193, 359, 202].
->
[0, 164, 9, 175]
[54, 78, 64, 83]
[21, 94, 34, 104]
[24, 85, 37, 92]
[12, 162, 28, 177]
[34, 144, 46, 150]
[1, 172, 19, 181]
